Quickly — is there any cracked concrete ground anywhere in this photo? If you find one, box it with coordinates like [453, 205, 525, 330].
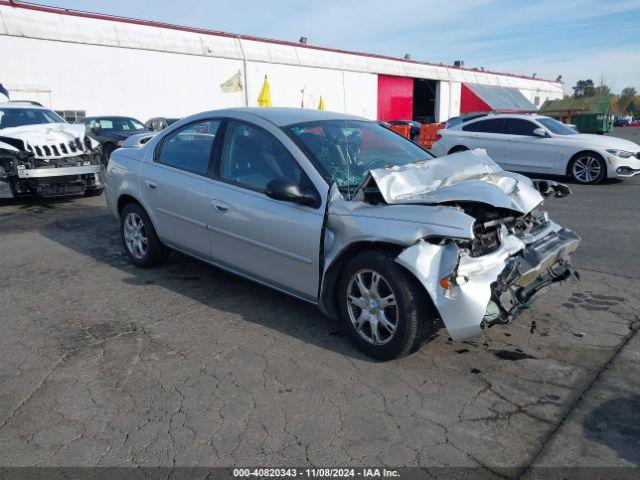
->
[0, 150, 638, 477]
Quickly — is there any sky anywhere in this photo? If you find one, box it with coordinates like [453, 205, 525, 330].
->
[42, 0, 640, 94]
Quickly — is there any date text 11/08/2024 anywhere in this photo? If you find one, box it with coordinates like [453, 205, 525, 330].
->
[233, 468, 400, 477]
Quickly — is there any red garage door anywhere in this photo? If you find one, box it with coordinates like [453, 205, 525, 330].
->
[377, 75, 413, 121]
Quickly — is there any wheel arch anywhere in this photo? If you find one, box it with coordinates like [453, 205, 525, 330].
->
[319, 241, 431, 319]
[565, 149, 605, 176]
[117, 192, 160, 226]
[117, 193, 141, 217]
[448, 145, 469, 155]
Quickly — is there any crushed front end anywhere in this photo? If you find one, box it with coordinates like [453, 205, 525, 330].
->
[0, 127, 103, 198]
[396, 208, 579, 340]
[354, 149, 582, 341]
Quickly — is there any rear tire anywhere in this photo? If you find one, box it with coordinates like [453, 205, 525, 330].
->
[337, 250, 435, 361]
[120, 202, 169, 267]
[569, 152, 606, 184]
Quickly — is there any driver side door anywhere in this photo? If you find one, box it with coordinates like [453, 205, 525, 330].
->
[503, 118, 559, 173]
[207, 120, 324, 301]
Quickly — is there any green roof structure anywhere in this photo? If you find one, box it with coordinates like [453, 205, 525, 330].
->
[540, 95, 614, 115]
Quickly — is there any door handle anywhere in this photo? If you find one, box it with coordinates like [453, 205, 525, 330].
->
[211, 200, 229, 212]
[144, 180, 158, 190]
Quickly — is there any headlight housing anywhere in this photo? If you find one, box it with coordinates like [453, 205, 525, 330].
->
[606, 149, 635, 159]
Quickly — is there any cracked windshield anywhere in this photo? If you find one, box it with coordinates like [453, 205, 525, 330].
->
[285, 120, 432, 191]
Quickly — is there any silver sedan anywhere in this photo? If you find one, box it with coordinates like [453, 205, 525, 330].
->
[106, 108, 579, 360]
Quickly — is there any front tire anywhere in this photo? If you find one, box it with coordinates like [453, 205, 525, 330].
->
[120, 202, 169, 267]
[337, 250, 435, 360]
[569, 153, 606, 184]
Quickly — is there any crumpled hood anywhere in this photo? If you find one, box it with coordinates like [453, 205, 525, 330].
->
[366, 149, 544, 214]
[1, 122, 86, 144]
[0, 122, 98, 158]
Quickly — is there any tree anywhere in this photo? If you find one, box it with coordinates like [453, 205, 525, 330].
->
[621, 86, 637, 98]
[595, 84, 611, 96]
[626, 100, 637, 116]
[572, 79, 596, 98]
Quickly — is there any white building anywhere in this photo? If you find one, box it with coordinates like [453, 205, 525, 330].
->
[0, 0, 564, 123]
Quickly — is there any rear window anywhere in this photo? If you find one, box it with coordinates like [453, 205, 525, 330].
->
[462, 118, 504, 134]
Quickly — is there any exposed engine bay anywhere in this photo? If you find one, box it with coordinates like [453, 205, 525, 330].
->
[321, 149, 580, 341]
[0, 122, 104, 198]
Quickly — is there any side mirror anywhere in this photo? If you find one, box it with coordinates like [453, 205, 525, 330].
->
[265, 178, 320, 207]
[533, 128, 547, 137]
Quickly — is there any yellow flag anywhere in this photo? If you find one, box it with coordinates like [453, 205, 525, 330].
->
[258, 75, 272, 107]
[318, 96, 325, 110]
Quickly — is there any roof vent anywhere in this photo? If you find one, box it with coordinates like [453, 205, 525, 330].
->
[299, 36, 308, 45]
[454, 60, 464, 67]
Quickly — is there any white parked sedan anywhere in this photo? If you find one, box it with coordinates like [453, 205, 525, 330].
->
[431, 114, 640, 184]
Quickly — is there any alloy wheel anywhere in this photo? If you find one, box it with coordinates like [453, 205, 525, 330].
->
[123, 212, 148, 260]
[346, 269, 399, 345]
[572, 155, 602, 183]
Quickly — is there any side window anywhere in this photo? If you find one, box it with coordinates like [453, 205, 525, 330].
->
[462, 118, 505, 134]
[157, 119, 220, 175]
[220, 121, 303, 191]
[504, 119, 538, 136]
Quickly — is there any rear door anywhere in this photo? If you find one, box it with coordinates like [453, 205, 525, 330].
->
[139, 119, 222, 258]
[503, 118, 558, 173]
[460, 118, 506, 164]
[206, 120, 324, 300]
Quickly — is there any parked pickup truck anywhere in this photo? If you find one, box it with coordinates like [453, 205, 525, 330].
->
[0, 102, 104, 199]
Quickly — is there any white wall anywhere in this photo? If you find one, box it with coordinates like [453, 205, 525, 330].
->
[435, 81, 462, 121]
[518, 88, 563, 108]
[0, 3, 563, 122]
[245, 62, 377, 118]
[1, 35, 245, 120]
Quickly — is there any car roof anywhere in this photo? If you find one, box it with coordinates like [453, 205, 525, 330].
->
[453, 112, 548, 126]
[196, 107, 367, 126]
[0, 102, 49, 109]
[85, 115, 140, 120]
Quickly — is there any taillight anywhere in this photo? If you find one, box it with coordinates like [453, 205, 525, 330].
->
[435, 133, 442, 141]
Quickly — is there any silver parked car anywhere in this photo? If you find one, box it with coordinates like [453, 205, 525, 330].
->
[106, 108, 580, 360]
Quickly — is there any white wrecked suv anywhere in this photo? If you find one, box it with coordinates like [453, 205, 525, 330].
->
[0, 102, 103, 199]
[105, 108, 580, 360]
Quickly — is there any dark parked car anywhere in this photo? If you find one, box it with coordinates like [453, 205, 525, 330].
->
[445, 113, 488, 129]
[82, 116, 150, 164]
[613, 117, 630, 127]
[145, 117, 180, 132]
[387, 120, 422, 141]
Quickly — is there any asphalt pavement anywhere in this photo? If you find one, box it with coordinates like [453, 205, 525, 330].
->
[0, 128, 638, 477]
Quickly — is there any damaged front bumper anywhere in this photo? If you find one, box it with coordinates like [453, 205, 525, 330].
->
[396, 221, 580, 341]
[17, 164, 102, 178]
[1, 163, 104, 198]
